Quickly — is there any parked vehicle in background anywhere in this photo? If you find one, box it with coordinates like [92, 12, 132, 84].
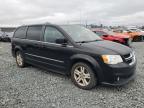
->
[91, 29, 132, 46]
[113, 29, 144, 42]
[129, 28, 144, 33]
[0, 32, 14, 42]
[6, 32, 14, 42]
[12, 24, 136, 90]
[128, 28, 144, 41]
[0, 31, 3, 41]
[1, 32, 10, 42]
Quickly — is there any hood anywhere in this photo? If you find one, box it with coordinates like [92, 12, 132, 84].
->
[79, 40, 132, 55]
[114, 33, 130, 38]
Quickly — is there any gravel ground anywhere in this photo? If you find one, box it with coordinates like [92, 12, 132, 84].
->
[0, 42, 144, 108]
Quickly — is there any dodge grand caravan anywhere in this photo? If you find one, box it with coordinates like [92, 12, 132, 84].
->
[11, 24, 136, 90]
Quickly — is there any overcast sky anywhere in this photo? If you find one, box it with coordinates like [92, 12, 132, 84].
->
[0, 0, 144, 26]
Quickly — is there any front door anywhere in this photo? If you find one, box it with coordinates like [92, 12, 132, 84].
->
[38, 26, 75, 74]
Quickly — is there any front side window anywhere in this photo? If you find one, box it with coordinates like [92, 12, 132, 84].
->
[27, 26, 42, 41]
[44, 26, 64, 43]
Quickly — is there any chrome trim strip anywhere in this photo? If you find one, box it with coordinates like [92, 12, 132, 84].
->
[125, 53, 133, 60]
[27, 57, 65, 68]
[25, 53, 64, 63]
[16, 38, 74, 48]
[124, 52, 136, 65]
[129, 54, 136, 66]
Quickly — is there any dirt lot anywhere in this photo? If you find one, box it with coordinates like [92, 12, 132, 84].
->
[0, 42, 144, 108]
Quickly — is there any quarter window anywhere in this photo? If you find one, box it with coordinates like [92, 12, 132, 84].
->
[27, 26, 42, 41]
[14, 26, 27, 39]
[44, 26, 64, 43]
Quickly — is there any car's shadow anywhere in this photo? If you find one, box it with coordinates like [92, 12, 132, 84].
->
[24, 65, 136, 92]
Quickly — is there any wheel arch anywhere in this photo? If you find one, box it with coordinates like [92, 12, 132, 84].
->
[13, 46, 23, 57]
[68, 54, 104, 82]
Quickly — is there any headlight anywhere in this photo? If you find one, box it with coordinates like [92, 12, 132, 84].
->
[102, 55, 123, 64]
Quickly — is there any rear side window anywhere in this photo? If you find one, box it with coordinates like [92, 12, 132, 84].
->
[14, 26, 27, 39]
[27, 26, 42, 41]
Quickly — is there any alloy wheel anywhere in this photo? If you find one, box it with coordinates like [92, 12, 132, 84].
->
[74, 66, 91, 87]
[16, 52, 23, 66]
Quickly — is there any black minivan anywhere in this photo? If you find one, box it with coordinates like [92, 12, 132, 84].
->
[11, 24, 136, 90]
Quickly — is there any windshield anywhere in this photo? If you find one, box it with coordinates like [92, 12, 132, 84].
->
[60, 25, 102, 42]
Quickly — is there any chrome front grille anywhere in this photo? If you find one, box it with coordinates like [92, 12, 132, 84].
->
[123, 52, 136, 65]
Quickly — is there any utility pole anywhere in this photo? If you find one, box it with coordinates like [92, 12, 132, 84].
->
[80, 9, 82, 25]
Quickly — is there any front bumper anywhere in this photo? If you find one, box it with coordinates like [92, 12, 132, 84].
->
[100, 61, 136, 86]
[133, 35, 144, 42]
[101, 73, 136, 86]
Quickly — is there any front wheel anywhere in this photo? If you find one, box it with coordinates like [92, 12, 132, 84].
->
[71, 62, 98, 90]
[15, 51, 26, 68]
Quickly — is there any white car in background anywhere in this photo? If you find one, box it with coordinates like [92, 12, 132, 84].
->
[6, 32, 14, 41]
[127, 26, 144, 33]
[0, 32, 14, 42]
[0, 31, 3, 41]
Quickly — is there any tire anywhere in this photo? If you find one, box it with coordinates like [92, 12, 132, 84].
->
[114, 40, 120, 44]
[15, 51, 26, 68]
[71, 62, 98, 90]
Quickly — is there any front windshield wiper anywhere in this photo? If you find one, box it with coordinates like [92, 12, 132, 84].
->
[76, 39, 102, 43]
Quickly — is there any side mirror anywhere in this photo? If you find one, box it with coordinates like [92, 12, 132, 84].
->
[56, 38, 68, 45]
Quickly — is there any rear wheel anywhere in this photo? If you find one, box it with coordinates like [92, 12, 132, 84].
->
[71, 62, 97, 90]
[15, 51, 26, 68]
